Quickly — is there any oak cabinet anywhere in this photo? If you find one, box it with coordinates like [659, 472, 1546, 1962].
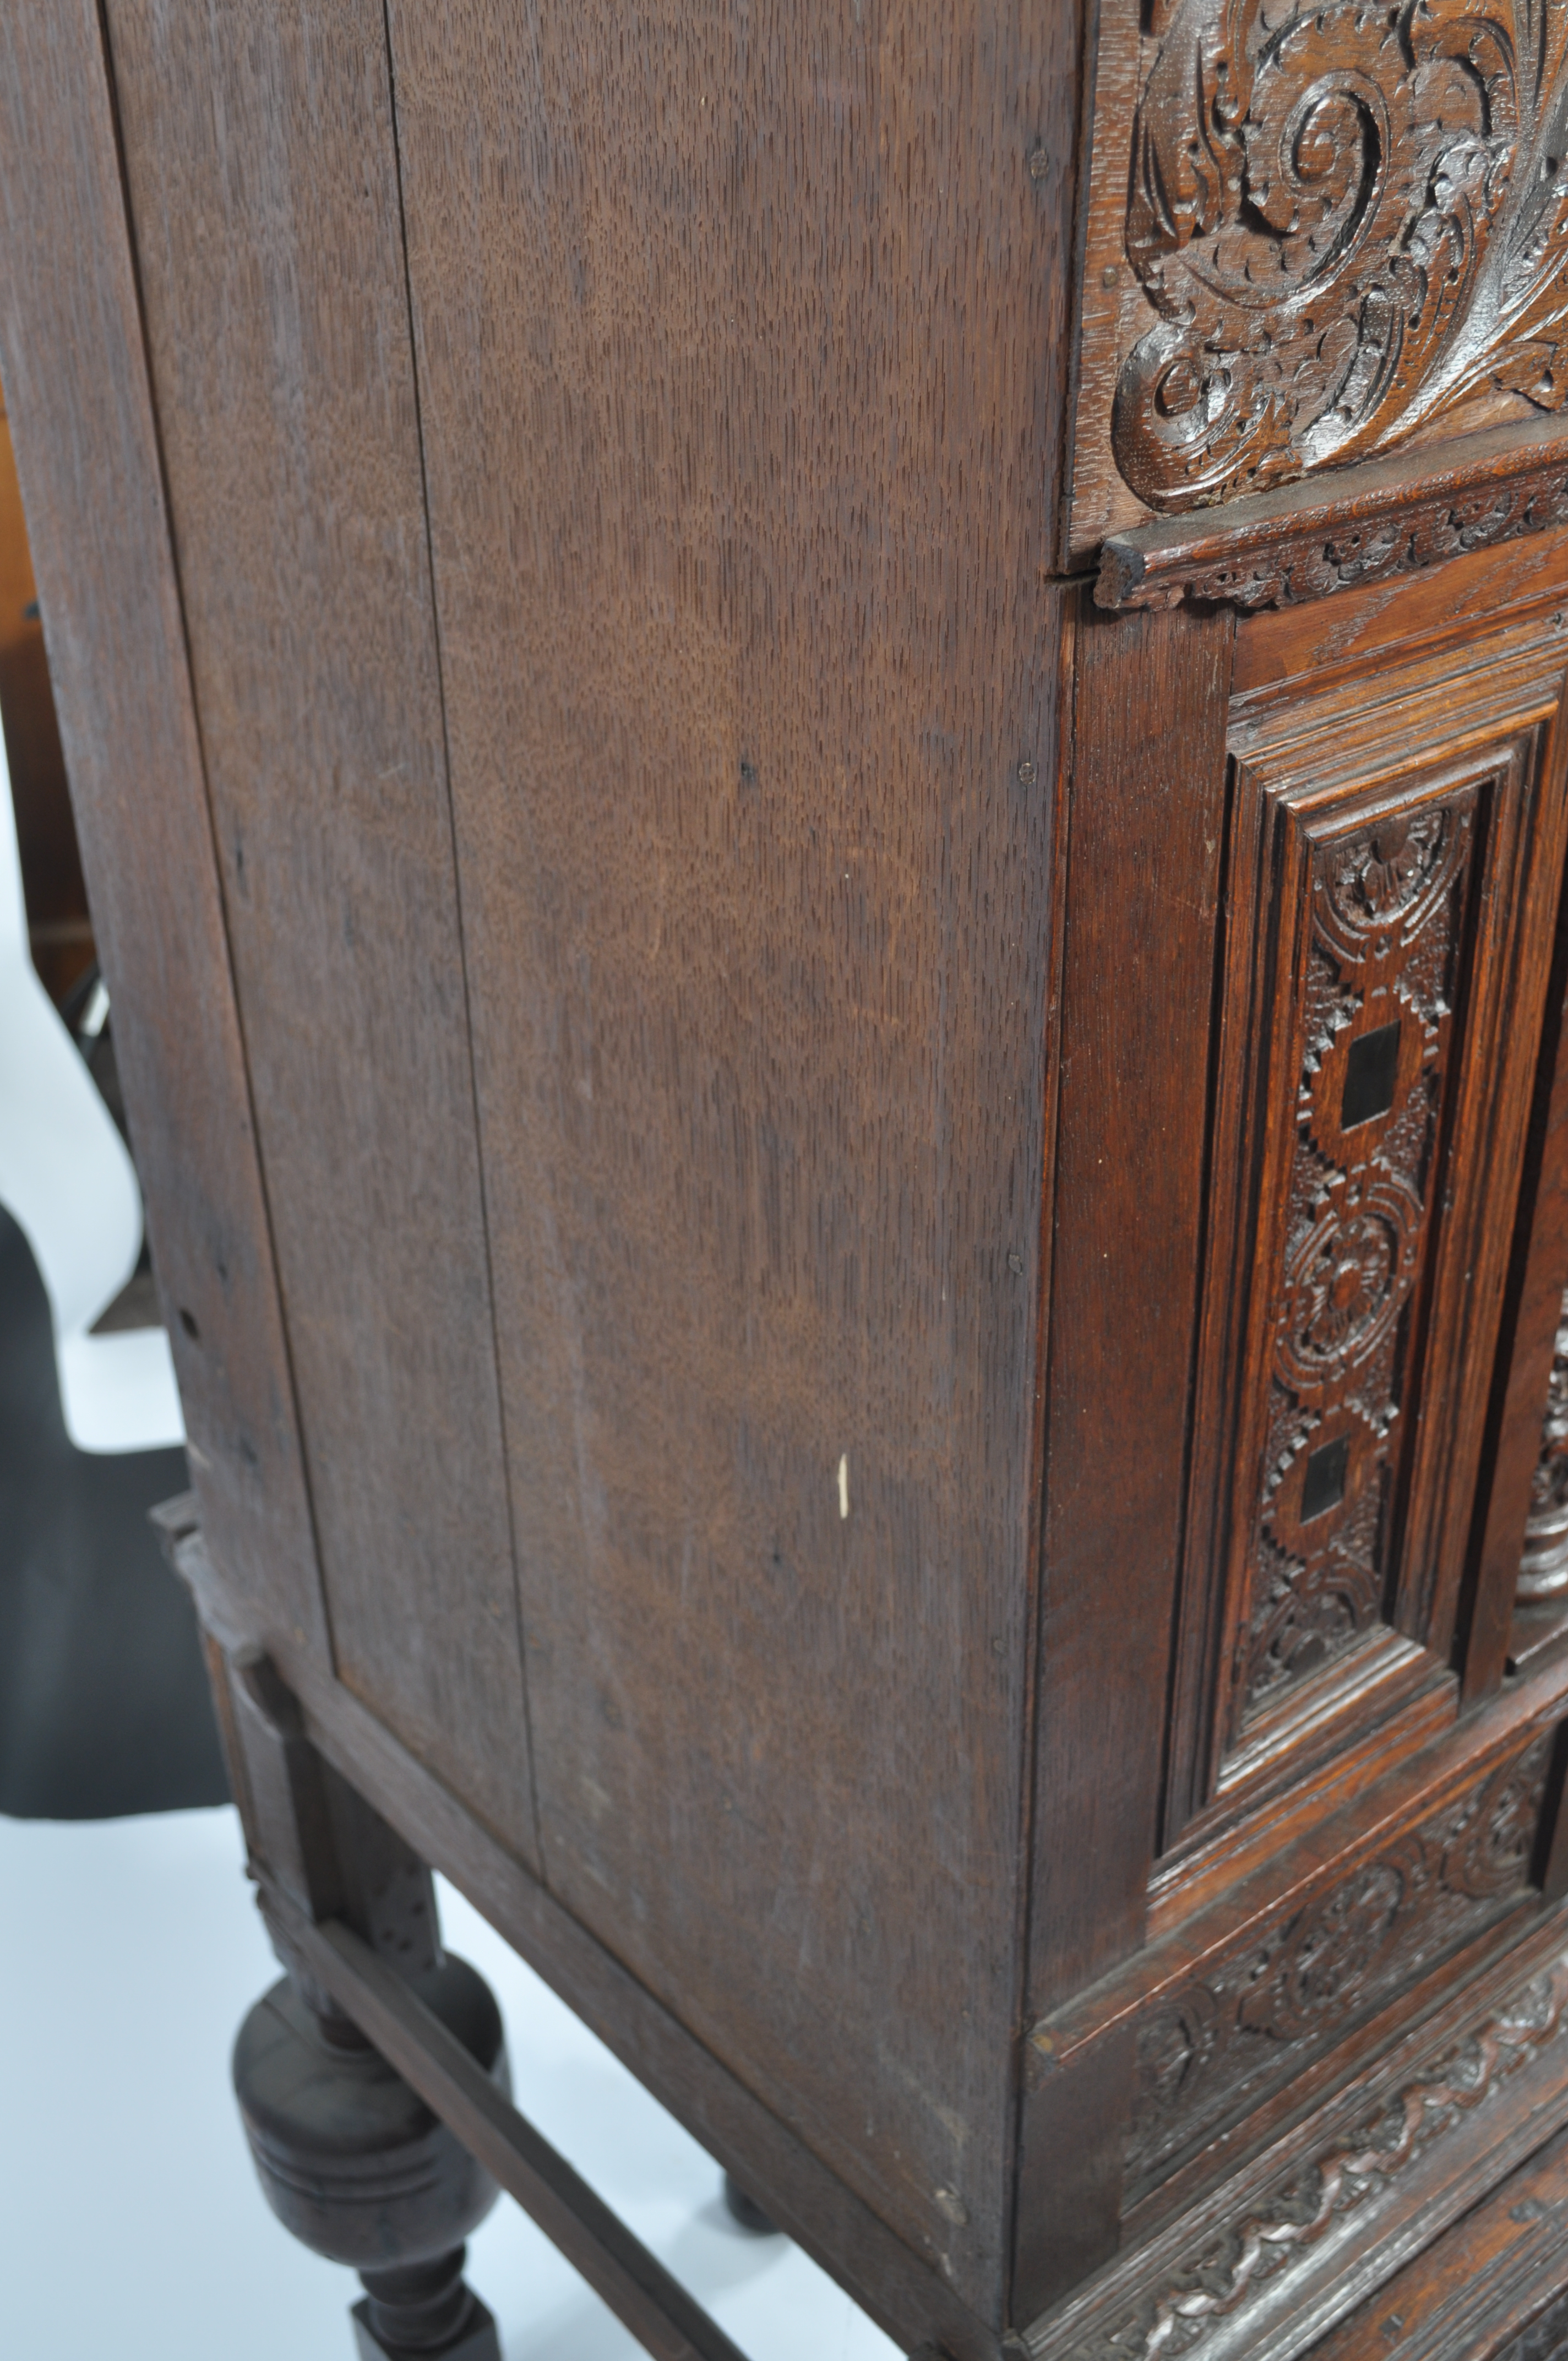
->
[10, 4, 1568, 2357]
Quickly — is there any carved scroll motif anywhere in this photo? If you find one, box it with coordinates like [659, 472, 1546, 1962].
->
[1058, 1954, 1568, 2361]
[1243, 795, 1477, 1710]
[1116, 0, 1568, 512]
[1520, 1287, 1568, 1600]
[1126, 1731, 1552, 2195]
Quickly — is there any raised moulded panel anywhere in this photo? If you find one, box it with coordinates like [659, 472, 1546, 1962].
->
[1166, 615, 1568, 1845]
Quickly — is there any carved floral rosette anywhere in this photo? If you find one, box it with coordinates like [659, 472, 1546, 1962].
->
[1114, 0, 1568, 514]
[1243, 793, 1475, 1710]
[1126, 1728, 1551, 2192]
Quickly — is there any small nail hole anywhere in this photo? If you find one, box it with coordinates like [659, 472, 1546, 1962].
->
[179, 1307, 201, 1342]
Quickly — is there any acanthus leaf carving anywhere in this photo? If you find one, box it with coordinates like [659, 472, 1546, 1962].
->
[1114, 0, 1568, 513]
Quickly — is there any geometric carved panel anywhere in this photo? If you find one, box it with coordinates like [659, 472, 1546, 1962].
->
[1167, 618, 1568, 1843]
[1244, 795, 1476, 1713]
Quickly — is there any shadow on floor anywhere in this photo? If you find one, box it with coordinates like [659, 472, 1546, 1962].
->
[0, 1203, 226, 1817]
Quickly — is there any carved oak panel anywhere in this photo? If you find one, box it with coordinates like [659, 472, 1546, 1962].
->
[1128, 1729, 1553, 2201]
[1041, 1940, 1568, 2361]
[1068, 0, 1568, 564]
[1242, 793, 1475, 1712]
[1167, 617, 1568, 1840]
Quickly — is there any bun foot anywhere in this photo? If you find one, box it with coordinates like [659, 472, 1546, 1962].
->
[722, 2170, 781, 2235]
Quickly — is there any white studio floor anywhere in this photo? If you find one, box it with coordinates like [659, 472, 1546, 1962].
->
[0, 1803, 901, 2361]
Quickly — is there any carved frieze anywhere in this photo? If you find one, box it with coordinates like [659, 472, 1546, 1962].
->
[1070, 0, 1568, 586]
[1126, 1731, 1552, 2196]
[1520, 1286, 1568, 1601]
[1095, 417, 1568, 608]
[1117, 0, 1568, 513]
[1048, 1950, 1568, 2361]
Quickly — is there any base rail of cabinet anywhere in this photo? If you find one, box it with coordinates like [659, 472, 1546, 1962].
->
[1023, 1910, 1568, 2361]
[268, 1888, 954, 2361]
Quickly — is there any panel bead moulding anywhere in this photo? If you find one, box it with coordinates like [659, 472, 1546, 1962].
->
[1166, 614, 1568, 1838]
[1032, 1940, 1568, 2361]
[1126, 1728, 1554, 2203]
[1070, 0, 1568, 606]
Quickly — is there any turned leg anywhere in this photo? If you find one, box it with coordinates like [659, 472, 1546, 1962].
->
[204, 1635, 507, 2358]
[234, 1953, 504, 2359]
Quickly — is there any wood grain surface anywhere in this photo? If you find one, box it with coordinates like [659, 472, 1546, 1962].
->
[380, 1, 1080, 2308]
[22, 6, 1568, 2352]
[1304, 2120, 1568, 2361]
[1011, 594, 1232, 2320]
[1233, 526, 1568, 699]
[104, 0, 538, 1860]
[1469, 899, 1568, 1699]
[0, 3, 331, 1663]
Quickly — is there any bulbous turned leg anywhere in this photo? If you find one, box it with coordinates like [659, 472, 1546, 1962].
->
[233, 1953, 507, 2360]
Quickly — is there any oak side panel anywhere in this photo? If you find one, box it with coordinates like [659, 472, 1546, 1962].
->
[1026, 593, 1235, 2015]
[384, 2, 1079, 2316]
[104, 0, 537, 1860]
[0, 3, 328, 1658]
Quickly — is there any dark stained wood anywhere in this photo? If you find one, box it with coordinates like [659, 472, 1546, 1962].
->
[206, 1640, 509, 2361]
[1028, 1910, 1568, 2361]
[1233, 529, 1568, 700]
[379, 1, 1081, 2317]
[1169, 609, 1568, 1843]
[1058, 0, 1142, 567]
[1147, 1679, 1458, 1941]
[1069, 4, 1568, 554]
[1025, 591, 1233, 2031]
[1467, 896, 1568, 1699]
[1305, 2122, 1568, 2361]
[173, 1520, 1001, 2361]
[1030, 1697, 1567, 2238]
[102, 0, 537, 1859]
[0, 1, 330, 1661]
[20, 9, 1568, 2358]
[1012, 2016, 1136, 2328]
[279, 1901, 761, 2361]
[1097, 421, 1568, 614]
